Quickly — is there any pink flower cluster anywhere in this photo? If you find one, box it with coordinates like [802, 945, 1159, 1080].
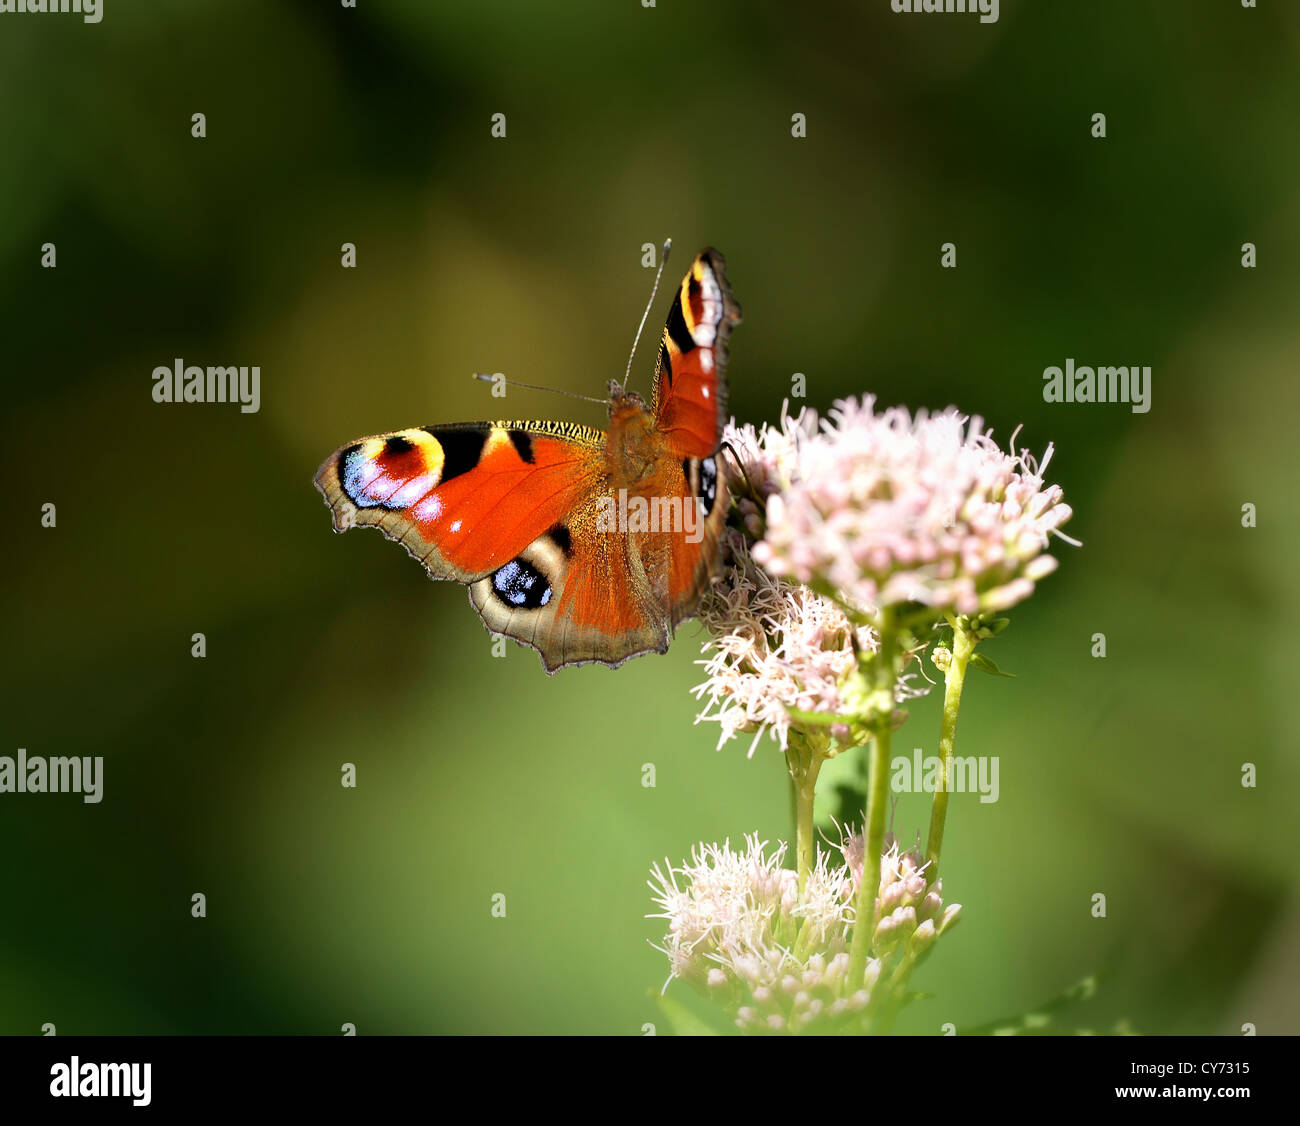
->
[693, 530, 874, 753]
[647, 834, 864, 1033]
[647, 830, 960, 1033]
[746, 397, 1074, 615]
[840, 829, 961, 953]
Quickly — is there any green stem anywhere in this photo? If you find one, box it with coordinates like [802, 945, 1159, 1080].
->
[847, 610, 899, 990]
[787, 732, 825, 896]
[925, 617, 975, 880]
[873, 948, 918, 1035]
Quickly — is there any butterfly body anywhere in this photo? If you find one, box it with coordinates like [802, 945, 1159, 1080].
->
[315, 248, 741, 673]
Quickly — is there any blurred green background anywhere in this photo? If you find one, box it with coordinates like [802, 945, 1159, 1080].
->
[3, 0, 1297, 1035]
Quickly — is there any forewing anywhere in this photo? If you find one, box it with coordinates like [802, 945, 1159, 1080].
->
[314, 421, 603, 583]
[651, 248, 742, 459]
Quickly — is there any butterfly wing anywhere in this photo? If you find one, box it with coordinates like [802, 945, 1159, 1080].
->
[466, 490, 677, 672]
[313, 247, 743, 673]
[314, 421, 677, 672]
[315, 422, 598, 580]
[635, 247, 742, 628]
[651, 247, 742, 459]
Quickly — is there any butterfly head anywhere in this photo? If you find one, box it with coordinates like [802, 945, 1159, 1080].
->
[607, 378, 647, 414]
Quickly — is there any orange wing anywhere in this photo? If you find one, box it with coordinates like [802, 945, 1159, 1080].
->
[315, 421, 678, 671]
[640, 248, 739, 621]
[652, 247, 742, 459]
[316, 422, 598, 580]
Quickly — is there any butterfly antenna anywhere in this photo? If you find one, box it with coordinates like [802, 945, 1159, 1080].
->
[472, 373, 607, 405]
[623, 237, 672, 390]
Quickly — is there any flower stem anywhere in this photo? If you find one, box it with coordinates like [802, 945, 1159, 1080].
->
[787, 731, 825, 896]
[925, 616, 975, 880]
[847, 609, 898, 990]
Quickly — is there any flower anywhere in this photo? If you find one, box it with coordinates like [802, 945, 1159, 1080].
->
[648, 830, 960, 1034]
[648, 833, 868, 1033]
[692, 530, 875, 753]
[840, 829, 962, 954]
[748, 397, 1074, 616]
[719, 407, 819, 518]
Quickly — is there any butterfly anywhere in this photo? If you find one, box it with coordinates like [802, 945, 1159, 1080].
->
[314, 247, 742, 673]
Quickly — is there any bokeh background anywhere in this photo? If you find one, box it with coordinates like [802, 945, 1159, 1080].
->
[4, 0, 1298, 1035]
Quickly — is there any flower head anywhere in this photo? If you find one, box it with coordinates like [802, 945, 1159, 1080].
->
[692, 531, 874, 753]
[840, 828, 962, 954]
[749, 397, 1074, 616]
[649, 829, 960, 1034]
[648, 833, 866, 1033]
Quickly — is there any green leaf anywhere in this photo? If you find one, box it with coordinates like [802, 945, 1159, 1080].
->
[957, 975, 1122, 1036]
[970, 652, 1015, 678]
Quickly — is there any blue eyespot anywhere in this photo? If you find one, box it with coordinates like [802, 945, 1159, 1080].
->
[492, 559, 551, 609]
[699, 457, 718, 516]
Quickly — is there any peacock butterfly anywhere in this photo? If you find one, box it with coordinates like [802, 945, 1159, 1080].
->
[313, 247, 742, 672]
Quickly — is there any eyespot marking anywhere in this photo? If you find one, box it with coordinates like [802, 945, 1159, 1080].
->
[492, 558, 551, 610]
[682, 457, 719, 518]
[686, 272, 703, 326]
[699, 456, 718, 516]
[339, 441, 402, 509]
